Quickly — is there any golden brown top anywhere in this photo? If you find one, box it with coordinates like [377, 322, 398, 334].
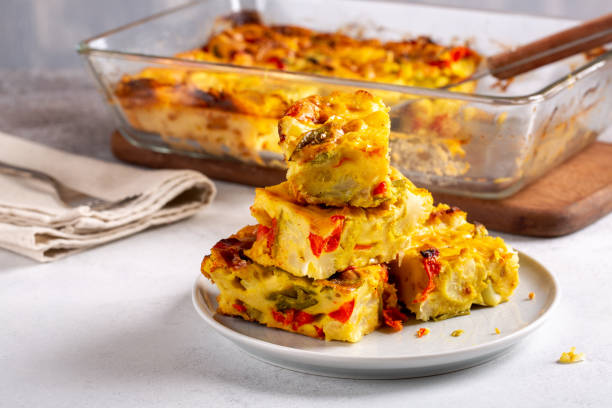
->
[115, 13, 481, 119]
[178, 13, 481, 88]
[278, 90, 389, 160]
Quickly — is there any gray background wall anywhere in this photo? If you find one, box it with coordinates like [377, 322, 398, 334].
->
[1, 0, 611, 70]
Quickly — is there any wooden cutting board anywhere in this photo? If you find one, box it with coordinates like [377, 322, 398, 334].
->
[111, 131, 612, 237]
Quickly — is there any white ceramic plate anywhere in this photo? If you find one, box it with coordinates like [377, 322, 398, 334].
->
[192, 252, 559, 379]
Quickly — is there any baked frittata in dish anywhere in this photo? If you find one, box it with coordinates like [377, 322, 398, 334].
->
[390, 204, 519, 321]
[115, 11, 481, 165]
[245, 168, 433, 280]
[201, 226, 392, 343]
[278, 90, 393, 207]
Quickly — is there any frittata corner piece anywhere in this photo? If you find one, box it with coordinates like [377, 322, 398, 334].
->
[201, 226, 389, 342]
[245, 168, 433, 280]
[278, 90, 393, 208]
[390, 204, 519, 321]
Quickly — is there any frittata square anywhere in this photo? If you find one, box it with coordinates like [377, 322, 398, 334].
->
[245, 168, 433, 280]
[278, 91, 393, 207]
[201, 226, 389, 343]
[390, 204, 519, 321]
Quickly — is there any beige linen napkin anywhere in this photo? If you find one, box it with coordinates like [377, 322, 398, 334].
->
[0, 131, 216, 262]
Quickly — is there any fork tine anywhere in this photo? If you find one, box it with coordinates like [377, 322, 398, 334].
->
[89, 194, 141, 211]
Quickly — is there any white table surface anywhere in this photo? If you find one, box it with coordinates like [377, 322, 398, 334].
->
[2, 173, 612, 407]
[2, 0, 612, 403]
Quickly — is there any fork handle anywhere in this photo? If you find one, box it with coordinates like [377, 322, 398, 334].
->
[0, 160, 62, 190]
[487, 13, 612, 79]
[0, 160, 99, 207]
[0, 160, 135, 210]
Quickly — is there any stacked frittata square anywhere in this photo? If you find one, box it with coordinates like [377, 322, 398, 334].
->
[201, 91, 519, 342]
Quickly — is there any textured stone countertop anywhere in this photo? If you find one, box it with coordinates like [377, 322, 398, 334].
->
[1, 69, 611, 407]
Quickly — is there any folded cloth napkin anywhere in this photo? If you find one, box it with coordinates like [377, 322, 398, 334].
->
[0, 131, 216, 262]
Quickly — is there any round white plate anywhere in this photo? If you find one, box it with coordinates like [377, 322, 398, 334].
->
[192, 252, 559, 379]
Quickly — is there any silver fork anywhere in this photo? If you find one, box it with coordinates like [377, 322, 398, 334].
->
[0, 161, 140, 210]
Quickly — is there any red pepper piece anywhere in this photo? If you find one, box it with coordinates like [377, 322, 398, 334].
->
[373, 181, 387, 196]
[256, 224, 271, 244]
[267, 56, 286, 70]
[271, 309, 285, 324]
[383, 307, 408, 331]
[309, 216, 345, 257]
[213, 238, 250, 268]
[292, 310, 315, 330]
[354, 244, 372, 250]
[308, 233, 325, 257]
[450, 46, 472, 62]
[284, 100, 316, 120]
[329, 299, 355, 323]
[213, 237, 241, 250]
[416, 327, 429, 338]
[269, 219, 278, 249]
[232, 303, 247, 313]
[414, 248, 441, 303]
[284, 104, 301, 119]
[324, 216, 345, 253]
[295, 310, 315, 327]
[256, 218, 277, 252]
[314, 326, 325, 339]
[330, 215, 345, 223]
[427, 59, 450, 68]
[283, 309, 295, 326]
[272, 308, 315, 330]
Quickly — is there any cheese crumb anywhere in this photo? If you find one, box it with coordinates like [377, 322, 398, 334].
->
[528, 292, 535, 300]
[495, 328, 501, 335]
[416, 328, 430, 338]
[451, 330, 464, 337]
[558, 347, 585, 364]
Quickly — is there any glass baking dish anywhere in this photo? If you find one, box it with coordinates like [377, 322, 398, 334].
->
[77, 0, 612, 198]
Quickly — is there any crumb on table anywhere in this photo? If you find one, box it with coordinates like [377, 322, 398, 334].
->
[558, 347, 585, 364]
[416, 328, 430, 338]
[495, 327, 501, 335]
[451, 329, 464, 337]
[528, 292, 535, 300]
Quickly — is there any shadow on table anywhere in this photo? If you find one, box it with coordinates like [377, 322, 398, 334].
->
[52, 292, 514, 398]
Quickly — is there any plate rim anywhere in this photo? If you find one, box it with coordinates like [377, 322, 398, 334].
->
[192, 251, 560, 363]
